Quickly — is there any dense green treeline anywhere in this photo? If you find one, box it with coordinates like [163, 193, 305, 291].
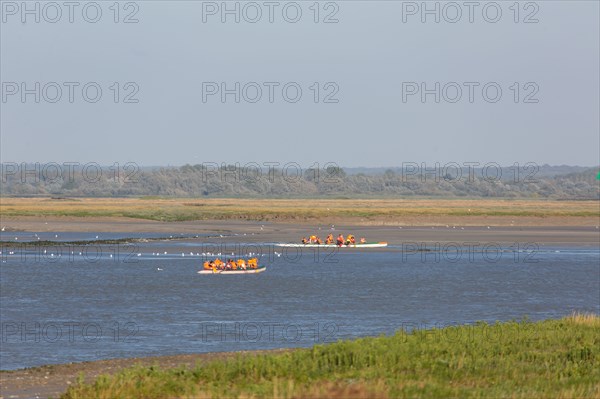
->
[2, 164, 598, 199]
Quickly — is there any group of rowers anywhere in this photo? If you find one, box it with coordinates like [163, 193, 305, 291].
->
[301, 233, 366, 246]
[203, 258, 259, 271]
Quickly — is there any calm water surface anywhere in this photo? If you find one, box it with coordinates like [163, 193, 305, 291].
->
[1, 237, 598, 370]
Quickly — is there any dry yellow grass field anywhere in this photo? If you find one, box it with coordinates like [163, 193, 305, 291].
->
[0, 197, 597, 223]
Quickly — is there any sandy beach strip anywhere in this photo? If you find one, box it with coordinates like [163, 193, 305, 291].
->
[1, 216, 599, 247]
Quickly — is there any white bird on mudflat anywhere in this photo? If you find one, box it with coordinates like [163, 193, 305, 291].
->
[1, 226, 5, 231]
[157, 267, 163, 271]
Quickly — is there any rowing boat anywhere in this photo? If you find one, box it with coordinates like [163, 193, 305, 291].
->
[197, 266, 267, 275]
[276, 242, 388, 248]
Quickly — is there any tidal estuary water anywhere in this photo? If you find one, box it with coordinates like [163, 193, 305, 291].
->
[1, 233, 598, 370]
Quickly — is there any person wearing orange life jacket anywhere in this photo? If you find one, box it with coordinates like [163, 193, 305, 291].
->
[302, 237, 309, 244]
[203, 261, 211, 270]
[345, 234, 354, 245]
[237, 259, 246, 270]
[310, 235, 317, 243]
[325, 234, 334, 244]
[350, 236, 356, 244]
[360, 237, 366, 244]
[316, 236, 323, 245]
[248, 258, 258, 269]
[336, 234, 344, 246]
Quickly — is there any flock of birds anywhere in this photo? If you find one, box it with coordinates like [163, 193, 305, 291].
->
[0, 246, 280, 258]
[0, 229, 283, 269]
[2, 224, 599, 268]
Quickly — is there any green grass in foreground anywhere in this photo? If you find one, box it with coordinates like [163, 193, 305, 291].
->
[61, 314, 600, 399]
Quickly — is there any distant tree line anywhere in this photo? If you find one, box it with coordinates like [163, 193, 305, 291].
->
[1, 163, 598, 199]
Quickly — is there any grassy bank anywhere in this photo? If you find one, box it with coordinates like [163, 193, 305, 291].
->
[2, 197, 598, 222]
[61, 314, 600, 398]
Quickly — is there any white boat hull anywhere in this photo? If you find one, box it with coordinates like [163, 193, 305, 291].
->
[275, 242, 388, 248]
[198, 267, 267, 275]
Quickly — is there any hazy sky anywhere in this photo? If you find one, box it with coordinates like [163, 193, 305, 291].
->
[1, 1, 599, 167]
